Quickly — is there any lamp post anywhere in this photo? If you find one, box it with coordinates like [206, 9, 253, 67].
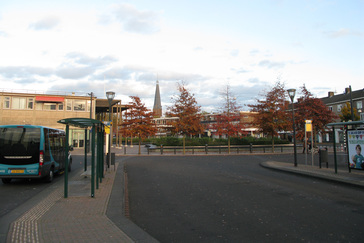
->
[106, 91, 115, 169]
[287, 89, 297, 167]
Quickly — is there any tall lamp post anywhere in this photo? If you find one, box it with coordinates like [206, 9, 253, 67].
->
[106, 91, 115, 169]
[287, 89, 297, 167]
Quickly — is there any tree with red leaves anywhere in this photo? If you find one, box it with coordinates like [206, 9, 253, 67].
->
[166, 82, 204, 153]
[119, 96, 157, 154]
[214, 84, 244, 153]
[249, 81, 290, 151]
[295, 85, 337, 142]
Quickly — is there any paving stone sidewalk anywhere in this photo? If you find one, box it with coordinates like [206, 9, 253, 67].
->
[7, 163, 134, 243]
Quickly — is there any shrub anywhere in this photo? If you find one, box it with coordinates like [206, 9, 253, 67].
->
[141, 136, 288, 146]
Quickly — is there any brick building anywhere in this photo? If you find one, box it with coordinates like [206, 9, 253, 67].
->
[0, 91, 126, 148]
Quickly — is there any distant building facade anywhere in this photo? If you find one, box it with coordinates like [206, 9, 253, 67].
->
[152, 117, 179, 137]
[201, 111, 260, 138]
[319, 87, 364, 143]
[321, 87, 364, 122]
[0, 91, 125, 148]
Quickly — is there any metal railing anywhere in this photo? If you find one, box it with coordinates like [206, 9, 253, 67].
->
[115, 143, 347, 155]
[147, 144, 297, 155]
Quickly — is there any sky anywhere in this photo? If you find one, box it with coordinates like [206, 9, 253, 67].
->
[0, 0, 363, 113]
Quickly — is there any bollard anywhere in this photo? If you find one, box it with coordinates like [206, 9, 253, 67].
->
[250, 143, 253, 153]
[205, 144, 208, 154]
[161, 144, 163, 155]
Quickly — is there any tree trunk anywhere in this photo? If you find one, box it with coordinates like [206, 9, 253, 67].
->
[183, 135, 186, 154]
[138, 135, 141, 155]
[228, 136, 231, 154]
[271, 130, 275, 153]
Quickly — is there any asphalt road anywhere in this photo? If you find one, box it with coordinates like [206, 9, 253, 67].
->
[126, 154, 364, 243]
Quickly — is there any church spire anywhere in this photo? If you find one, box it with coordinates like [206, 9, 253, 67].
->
[153, 80, 162, 117]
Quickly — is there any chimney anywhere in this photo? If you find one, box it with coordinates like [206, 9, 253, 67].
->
[328, 92, 334, 98]
[345, 87, 350, 94]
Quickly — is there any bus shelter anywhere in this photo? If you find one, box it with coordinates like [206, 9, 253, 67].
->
[58, 118, 105, 198]
[327, 121, 364, 174]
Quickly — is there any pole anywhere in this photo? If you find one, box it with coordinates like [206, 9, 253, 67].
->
[97, 125, 102, 183]
[349, 85, 354, 121]
[311, 129, 314, 166]
[292, 102, 297, 166]
[108, 104, 111, 169]
[91, 124, 96, 197]
[333, 127, 338, 174]
[89, 92, 93, 119]
[64, 125, 69, 198]
[305, 129, 307, 165]
[84, 128, 87, 172]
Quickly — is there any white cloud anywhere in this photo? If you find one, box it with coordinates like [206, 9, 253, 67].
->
[0, 1, 362, 112]
[323, 28, 363, 38]
[29, 16, 60, 30]
[112, 3, 161, 34]
[258, 60, 286, 69]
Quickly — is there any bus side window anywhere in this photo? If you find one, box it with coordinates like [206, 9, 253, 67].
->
[43, 128, 51, 162]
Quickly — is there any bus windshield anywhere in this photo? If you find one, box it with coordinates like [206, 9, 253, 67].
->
[0, 127, 41, 165]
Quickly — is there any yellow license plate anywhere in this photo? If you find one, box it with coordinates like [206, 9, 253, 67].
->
[11, 170, 24, 174]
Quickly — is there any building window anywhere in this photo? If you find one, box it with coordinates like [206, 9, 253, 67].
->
[3, 97, 10, 109]
[337, 104, 342, 112]
[27, 98, 34, 109]
[44, 103, 57, 111]
[328, 106, 333, 111]
[59, 103, 64, 111]
[73, 100, 86, 111]
[357, 101, 362, 110]
[361, 113, 364, 121]
[66, 100, 72, 111]
[11, 97, 26, 109]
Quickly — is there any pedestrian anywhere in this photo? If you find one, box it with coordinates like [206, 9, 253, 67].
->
[302, 138, 307, 153]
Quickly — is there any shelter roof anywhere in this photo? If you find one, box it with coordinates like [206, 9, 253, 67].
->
[327, 121, 364, 127]
[57, 118, 104, 128]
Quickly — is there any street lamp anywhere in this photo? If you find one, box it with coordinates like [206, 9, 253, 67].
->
[106, 91, 115, 169]
[287, 89, 297, 167]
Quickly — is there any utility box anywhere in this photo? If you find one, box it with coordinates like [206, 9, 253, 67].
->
[319, 148, 328, 168]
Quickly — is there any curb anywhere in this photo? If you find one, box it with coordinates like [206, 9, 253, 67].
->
[260, 161, 364, 188]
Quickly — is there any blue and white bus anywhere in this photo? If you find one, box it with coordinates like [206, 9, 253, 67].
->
[0, 125, 72, 184]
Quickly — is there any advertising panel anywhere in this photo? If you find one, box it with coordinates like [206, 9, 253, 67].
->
[348, 130, 364, 170]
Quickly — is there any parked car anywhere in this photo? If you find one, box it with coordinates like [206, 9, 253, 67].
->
[145, 144, 157, 149]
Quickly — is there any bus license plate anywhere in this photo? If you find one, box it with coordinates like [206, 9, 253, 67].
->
[11, 170, 24, 174]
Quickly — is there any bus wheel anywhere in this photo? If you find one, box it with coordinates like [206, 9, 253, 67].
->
[45, 168, 54, 183]
[2, 178, 12, 184]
